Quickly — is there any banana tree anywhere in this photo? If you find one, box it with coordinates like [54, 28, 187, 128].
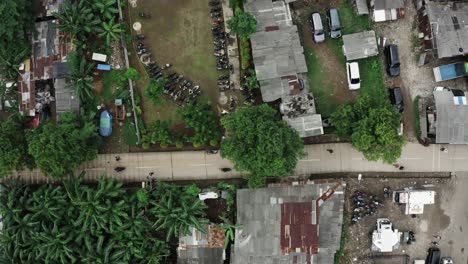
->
[92, 0, 119, 21]
[66, 52, 96, 102]
[98, 17, 123, 46]
[53, 0, 100, 40]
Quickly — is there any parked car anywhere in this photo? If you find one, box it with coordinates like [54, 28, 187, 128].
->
[346, 62, 360, 90]
[426, 247, 441, 264]
[388, 87, 404, 113]
[327, 8, 342, 39]
[440, 257, 454, 264]
[310, 12, 325, 43]
[385, 44, 401, 77]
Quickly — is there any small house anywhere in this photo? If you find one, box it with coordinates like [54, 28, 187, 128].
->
[372, 0, 405, 22]
[433, 89, 468, 144]
[342, 31, 379, 61]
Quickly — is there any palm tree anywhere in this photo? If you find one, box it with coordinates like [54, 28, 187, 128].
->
[98, 17, 123, 46]
[66, 52, 96, 102]
[92, 0, 119, 21]
[53, 0, 100, 40]
[149, 182, 209, 241]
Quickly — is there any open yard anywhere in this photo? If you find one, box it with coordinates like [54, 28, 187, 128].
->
[127, 0, 221, 126]
[293, 0, 376, 117]
[338, 175, 467, 264]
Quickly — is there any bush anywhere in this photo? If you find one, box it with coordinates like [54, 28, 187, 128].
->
[175, 141, 184, 149]
[193, 142, 202, 148]
[160, 143, 169, 148]
[413, 96, 421, 139]
[210, 139, 218, 147]
[240, 39, 252, 70]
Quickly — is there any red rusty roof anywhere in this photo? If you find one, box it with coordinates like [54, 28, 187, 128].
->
[280, 202, 319, 261]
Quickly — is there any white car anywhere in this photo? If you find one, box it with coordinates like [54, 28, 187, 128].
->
[346, 62, 360, 90]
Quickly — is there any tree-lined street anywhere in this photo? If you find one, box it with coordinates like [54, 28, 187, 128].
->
[8, 142, 468, 184]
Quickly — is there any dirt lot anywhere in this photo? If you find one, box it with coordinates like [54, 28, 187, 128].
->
[339, 175, 462, 264]
[128, 0, 223, 125]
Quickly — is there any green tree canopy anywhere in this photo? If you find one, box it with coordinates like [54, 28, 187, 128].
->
[0, 177, 168, 263]
[179, 102, 221, 147]
[142, 120, 174, 148]
[27, 112, 101, 178]
[0, 114, 34, 177]
[66, 52, 96, 102]
[0, 0, 35, 78]
[330, 94, 405, 163]
[149, 182, 209, 242]
[227, 8, 257, 40]
[221, 104, 304, 178]
[98, 17, 122, 46]
[144, 78, 167, 106]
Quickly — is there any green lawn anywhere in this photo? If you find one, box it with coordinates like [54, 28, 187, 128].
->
[304, 47, 339, 117]
[128, 0, 220, 127]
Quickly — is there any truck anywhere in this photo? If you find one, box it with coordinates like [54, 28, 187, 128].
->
[433, 61, 468, 82]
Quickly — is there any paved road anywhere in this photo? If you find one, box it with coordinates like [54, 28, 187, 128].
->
[9, 143, 468, 183]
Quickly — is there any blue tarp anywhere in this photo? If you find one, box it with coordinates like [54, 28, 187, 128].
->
[97, 64, 111, 71]
[99, 110, 112, 137]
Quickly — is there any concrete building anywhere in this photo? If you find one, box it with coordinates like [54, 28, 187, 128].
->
[177, 225, 225, 264]
[232, 181, 345, 264]
[245, 0, 323, 137]
[356, 0, 370, 15]
[419, 1, 468, 59]
[372, 0, 405, 22]
[371, 218, 401, 252]
[342, 31, 379, 61]
[433, 89, 468, 144]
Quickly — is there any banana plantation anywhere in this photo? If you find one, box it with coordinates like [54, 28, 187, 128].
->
[0, 177, 209, 263]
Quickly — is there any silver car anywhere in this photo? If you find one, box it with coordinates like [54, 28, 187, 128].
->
[310, 12, 325, 43]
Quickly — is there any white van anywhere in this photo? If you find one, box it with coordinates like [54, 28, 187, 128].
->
[310, 13, 325, 43]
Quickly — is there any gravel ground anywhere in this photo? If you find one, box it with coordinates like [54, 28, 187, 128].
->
[341, 176, 453, 264]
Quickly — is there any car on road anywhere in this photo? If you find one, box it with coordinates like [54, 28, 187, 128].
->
[310, 12, 325, 43]
[327, 8, 342, 39]
[388, 87, 404, 113]
[385, 44, 401, 77]
[346, 62, 360, 90]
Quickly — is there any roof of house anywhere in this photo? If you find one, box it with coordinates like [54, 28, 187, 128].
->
[434, 89, 468, 144]
[37, 0, 64, 18]
[426, 2, 468, 58]
[54, 78, 79, 114]
[356, 0, 370, 15]
[177, 225, 225, 264]
[342, 31, 379, 61]
[245, 0, 308, 102]
[283, 114, 324, 137]
[232, 182, 345, 264]
[374, 0, 404, 10]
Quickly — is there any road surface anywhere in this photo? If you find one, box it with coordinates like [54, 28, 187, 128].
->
[8, 143, 468, 183]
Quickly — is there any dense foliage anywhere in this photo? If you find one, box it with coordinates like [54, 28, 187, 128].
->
[66, 52, 96, 102]
[227, 8, 257, 40]
[27, 112, 101, 178]
[330, 94, 405, 163]
[142, 120, 174, 148]
[0, 114, 34, 177]
[0, 0, 36, 78]
[221, 104, 304, 179]
[179, 102, 221, 147]
[144, 78, 167, 106]
[0, 177, 168, 263]
[0, 177, 212, 262]
[149, 182, 209, 241]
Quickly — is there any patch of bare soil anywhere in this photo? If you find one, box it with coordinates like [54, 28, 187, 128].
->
[341, 177, 452, 264]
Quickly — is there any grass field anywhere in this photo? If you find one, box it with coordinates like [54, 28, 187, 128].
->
[128, 0, 219, 126]
[304, 47, 339, 117]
